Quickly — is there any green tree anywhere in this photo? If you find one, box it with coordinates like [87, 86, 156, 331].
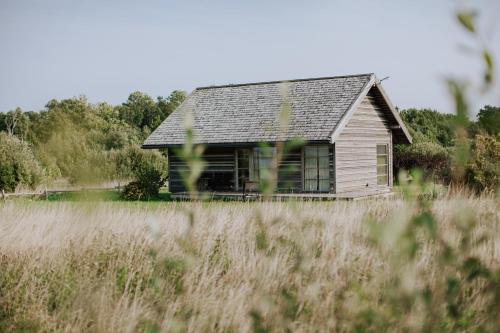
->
[118, 91, 159, 135]
[157, 90, 186, 122]
[3, 108, 30, 140]
[118, 90, 186, 137]
[476, 105, 500, 135]
[0, 89, 183, 186]
[0, 132, 44, 192]
[400, 108, 456, 147]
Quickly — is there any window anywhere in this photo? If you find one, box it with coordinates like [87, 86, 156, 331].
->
[236, 149, 250, 189]
[377, 144, 389, 185]
[304, 146, 330, 192]
[254, 147, 275, 182]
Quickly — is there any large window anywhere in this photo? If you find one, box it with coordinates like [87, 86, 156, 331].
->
[377, 144, 389, 185]
[304, 146, 330, 192]
[254, 147, 275, 182]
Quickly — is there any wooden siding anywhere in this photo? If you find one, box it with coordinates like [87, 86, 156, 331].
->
[335, 88, 392, 195]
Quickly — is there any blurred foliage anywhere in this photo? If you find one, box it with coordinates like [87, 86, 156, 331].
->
[0, 132, 44, 192]
[0, 90, 185, 190]
[465, 134, 500, 191]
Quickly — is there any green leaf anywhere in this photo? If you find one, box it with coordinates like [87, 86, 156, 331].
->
[457, 11, 476, 33]
[255, 230, 268, 251]
[413, 211, 437, 237]
[482, 49, 494, 84]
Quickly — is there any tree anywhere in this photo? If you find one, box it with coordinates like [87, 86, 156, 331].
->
[157, 90, 186, 121]
[476, 105, 500, 135]
[118, 91, 158, 135]
[0, 89, 182, 187]
[0, 132, 44, 192]
[118, 90, 186, 137]
[4, 107, 29, 139]
[399, 108, 456, 147]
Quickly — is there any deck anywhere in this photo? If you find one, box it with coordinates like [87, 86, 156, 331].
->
[171, 190, 394, 201]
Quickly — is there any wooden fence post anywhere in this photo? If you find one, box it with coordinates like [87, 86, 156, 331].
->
[1, 189, 5, 201]
[44, 187, 48, 200]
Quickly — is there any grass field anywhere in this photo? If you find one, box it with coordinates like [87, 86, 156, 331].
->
[0, 194, 498, 332]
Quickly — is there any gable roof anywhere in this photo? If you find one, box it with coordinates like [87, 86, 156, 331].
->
[143, 73, 411, 147]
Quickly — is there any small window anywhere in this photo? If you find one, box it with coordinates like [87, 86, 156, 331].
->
[376, 144, 389, 185]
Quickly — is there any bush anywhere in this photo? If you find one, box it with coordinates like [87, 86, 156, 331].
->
[465, 134, 499, 191]
[120, 147, 167, 200]
[121, 181, 147, 200]
[394, 135, 451, 183]
[0, 133, 44, 192]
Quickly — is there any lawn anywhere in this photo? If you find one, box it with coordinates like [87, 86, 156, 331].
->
[0, 194, 498, 332]
[45, 188, 172, 202]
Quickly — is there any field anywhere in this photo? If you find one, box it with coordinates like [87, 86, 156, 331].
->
[0, 194, 499, 332]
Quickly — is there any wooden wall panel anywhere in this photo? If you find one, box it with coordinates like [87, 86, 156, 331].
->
[335, 89, 392, 195]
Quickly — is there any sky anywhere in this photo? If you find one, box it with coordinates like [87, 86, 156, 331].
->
[1, 0, 499, 116]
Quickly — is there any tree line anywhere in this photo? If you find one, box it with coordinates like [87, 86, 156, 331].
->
[0, 92, 498, 194]
[0, 91, 185, 195]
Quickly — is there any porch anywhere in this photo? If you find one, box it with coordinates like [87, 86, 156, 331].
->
[170, 189, 393, 201]
[168, 145, 335, 194]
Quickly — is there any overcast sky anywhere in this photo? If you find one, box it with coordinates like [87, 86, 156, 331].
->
[1, 0, 499, 115]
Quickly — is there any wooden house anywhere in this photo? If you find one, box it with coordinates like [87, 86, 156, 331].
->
[143, 73, 412, 198]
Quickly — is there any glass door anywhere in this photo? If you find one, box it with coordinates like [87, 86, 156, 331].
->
[304, 146, 330, 192]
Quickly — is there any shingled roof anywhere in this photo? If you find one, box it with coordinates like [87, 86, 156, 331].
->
[143, 73, 411, 147]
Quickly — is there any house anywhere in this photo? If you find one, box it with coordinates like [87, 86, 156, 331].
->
[143, 73, 412, 198]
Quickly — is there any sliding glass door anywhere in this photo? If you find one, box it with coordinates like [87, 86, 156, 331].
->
[304, 146, 330, 192]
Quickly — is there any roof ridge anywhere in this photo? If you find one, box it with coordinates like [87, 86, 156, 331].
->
[196, 73, 374, 90]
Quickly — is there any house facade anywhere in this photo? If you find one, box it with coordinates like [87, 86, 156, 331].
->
[143, 73, 412, 198]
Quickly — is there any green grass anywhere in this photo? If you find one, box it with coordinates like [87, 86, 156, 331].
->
[47, 188, 171, 202]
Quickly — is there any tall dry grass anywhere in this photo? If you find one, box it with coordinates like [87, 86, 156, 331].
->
[0, 195, 498, 332]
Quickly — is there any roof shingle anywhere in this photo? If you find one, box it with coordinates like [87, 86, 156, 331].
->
[143, 73, 373, 146]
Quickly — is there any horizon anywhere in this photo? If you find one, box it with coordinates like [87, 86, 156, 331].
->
[1, 0, 499, 115]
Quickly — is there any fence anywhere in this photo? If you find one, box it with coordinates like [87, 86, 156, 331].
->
[1, 187, 121, 201]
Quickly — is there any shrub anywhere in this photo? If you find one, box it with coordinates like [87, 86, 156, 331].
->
[394, 134, 451, 183]
[465, 134, 499, 191]
[120, 147, 167, 200]
[121, 181, 146, 200]
[0, 133, 44, 192]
